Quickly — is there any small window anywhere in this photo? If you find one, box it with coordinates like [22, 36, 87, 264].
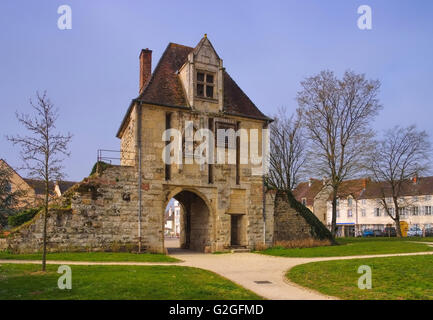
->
[348, 198, 352, 206]
[302, 198, 307, 206]
[361, 209, 366, 217]
[412, 206, 419, 216]
[196, 71, 215, 99]
[197, 84, 204, 97]
[375, 208, 381, 217]
[5, 182, 12, 193]
[425, 206, 432, 216]
[347, 209, 353, 217]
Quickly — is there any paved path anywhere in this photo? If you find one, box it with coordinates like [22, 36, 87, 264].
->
[2, 247, 433, 300]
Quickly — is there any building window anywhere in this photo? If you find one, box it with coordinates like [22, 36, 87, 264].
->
[425, 206, 432, 216]
[301, 198, 307, 206]
[386, 197, 392, 204]
[347, 209, 353, 217]
[348, 198, 352, 206]
[412, 206, 419, 216]
[361, 209, 366, 217]
[388, 207, 394, 217]
[196, 71, 214, 99]
[426, 195, 431, 201]
[413, 196, 418, 202]
[336, 210, 340, 218]
[361, 199, 366, 205]
[5, 182, 11, 193]
[375, 208, 381, 217]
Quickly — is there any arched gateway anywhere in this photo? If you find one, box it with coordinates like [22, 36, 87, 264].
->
[166, 189, 213, 252]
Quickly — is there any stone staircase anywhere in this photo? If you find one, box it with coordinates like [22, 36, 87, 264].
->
[229, 245, 251, 253]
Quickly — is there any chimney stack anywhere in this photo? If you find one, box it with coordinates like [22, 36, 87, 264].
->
[139, 49, 152, 94]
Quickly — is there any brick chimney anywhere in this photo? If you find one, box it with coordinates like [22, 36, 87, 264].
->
[139, 49, 152, 94]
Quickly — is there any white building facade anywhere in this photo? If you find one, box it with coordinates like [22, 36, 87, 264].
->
[326, 177, 433, 237]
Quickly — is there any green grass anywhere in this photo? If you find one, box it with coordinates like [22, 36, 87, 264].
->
[287, 255, 433, 300]
[0, 264, 262, 300]
[0, 251, 179, 263]
[259, 237, 433, 258]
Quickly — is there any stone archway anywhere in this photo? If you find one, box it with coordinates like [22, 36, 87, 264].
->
[164, 189, 213, 253]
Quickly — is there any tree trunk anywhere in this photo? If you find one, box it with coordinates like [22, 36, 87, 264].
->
[42, 179, 48, 272]
[393, 198, 402, 238]
[331, 191, 337, 238]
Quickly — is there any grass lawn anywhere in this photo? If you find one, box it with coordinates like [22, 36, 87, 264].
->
[259, 237, 433, 258]
[0, 263, 262, 300]
[0, 251, 179, 262]
[287, 254, 433, 300]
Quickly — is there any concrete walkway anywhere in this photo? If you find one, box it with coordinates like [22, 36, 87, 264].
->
[2, 248, 433, 300]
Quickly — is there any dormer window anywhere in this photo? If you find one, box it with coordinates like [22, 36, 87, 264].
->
[196, 71, 214, 99]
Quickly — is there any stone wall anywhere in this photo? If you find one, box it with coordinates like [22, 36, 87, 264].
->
[273, 191, 316, 241]
[2, 165, 163, 254]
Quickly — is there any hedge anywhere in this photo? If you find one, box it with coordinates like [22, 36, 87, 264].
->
[8, 207, 41, 228]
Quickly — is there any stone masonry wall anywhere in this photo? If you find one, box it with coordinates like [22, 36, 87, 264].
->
[3, 165, 162, 254]
[273, 191, 315, 241]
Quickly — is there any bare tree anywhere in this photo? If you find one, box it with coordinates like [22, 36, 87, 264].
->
[266, 107, 334, 242]
[266, 107, 307, 191]
[297, 70, 382, 237]
[368, 125, 431, 237]
[7, 91, 72, 271]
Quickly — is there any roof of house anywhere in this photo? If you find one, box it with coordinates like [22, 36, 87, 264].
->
[293, 178, 325, 206]
[359, 176, 433, 199]
[329, 178, 369, 201]
[23, 179, 77, 195]
[117, 39, 271, 137]
[57, 181, 77, 194]
[23, 179, 55, 195]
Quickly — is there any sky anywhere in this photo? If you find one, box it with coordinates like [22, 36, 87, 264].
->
[0, 0, 432, 181]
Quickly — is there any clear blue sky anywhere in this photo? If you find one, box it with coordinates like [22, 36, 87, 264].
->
[1, 0, 432, 181]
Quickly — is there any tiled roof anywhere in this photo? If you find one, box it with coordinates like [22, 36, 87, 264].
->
[325, 178, 369, 201]
[117, 40, 271, 137]
[137, 43, 191, 107]
[359, 176, 433, 199]
[23, 179, 55, 195]
[23, 179, 77, 195]
[57, 181, 77, 194]
[293, 179, 325, 206]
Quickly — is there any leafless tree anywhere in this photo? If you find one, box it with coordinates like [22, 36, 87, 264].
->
[266, 107, 307, 191]
[297, 70, 382, 237]
[7, 91, 72, 271]
[368, 125, 431, 237]
[266, 107, 334, 242]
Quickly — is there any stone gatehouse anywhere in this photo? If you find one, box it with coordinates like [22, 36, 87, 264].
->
[116, 35, 273, 252]
[1, 36, 331, 254]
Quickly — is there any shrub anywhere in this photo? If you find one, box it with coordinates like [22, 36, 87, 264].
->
[89, 161, 111, 176]
[8, 207, 41, 227]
